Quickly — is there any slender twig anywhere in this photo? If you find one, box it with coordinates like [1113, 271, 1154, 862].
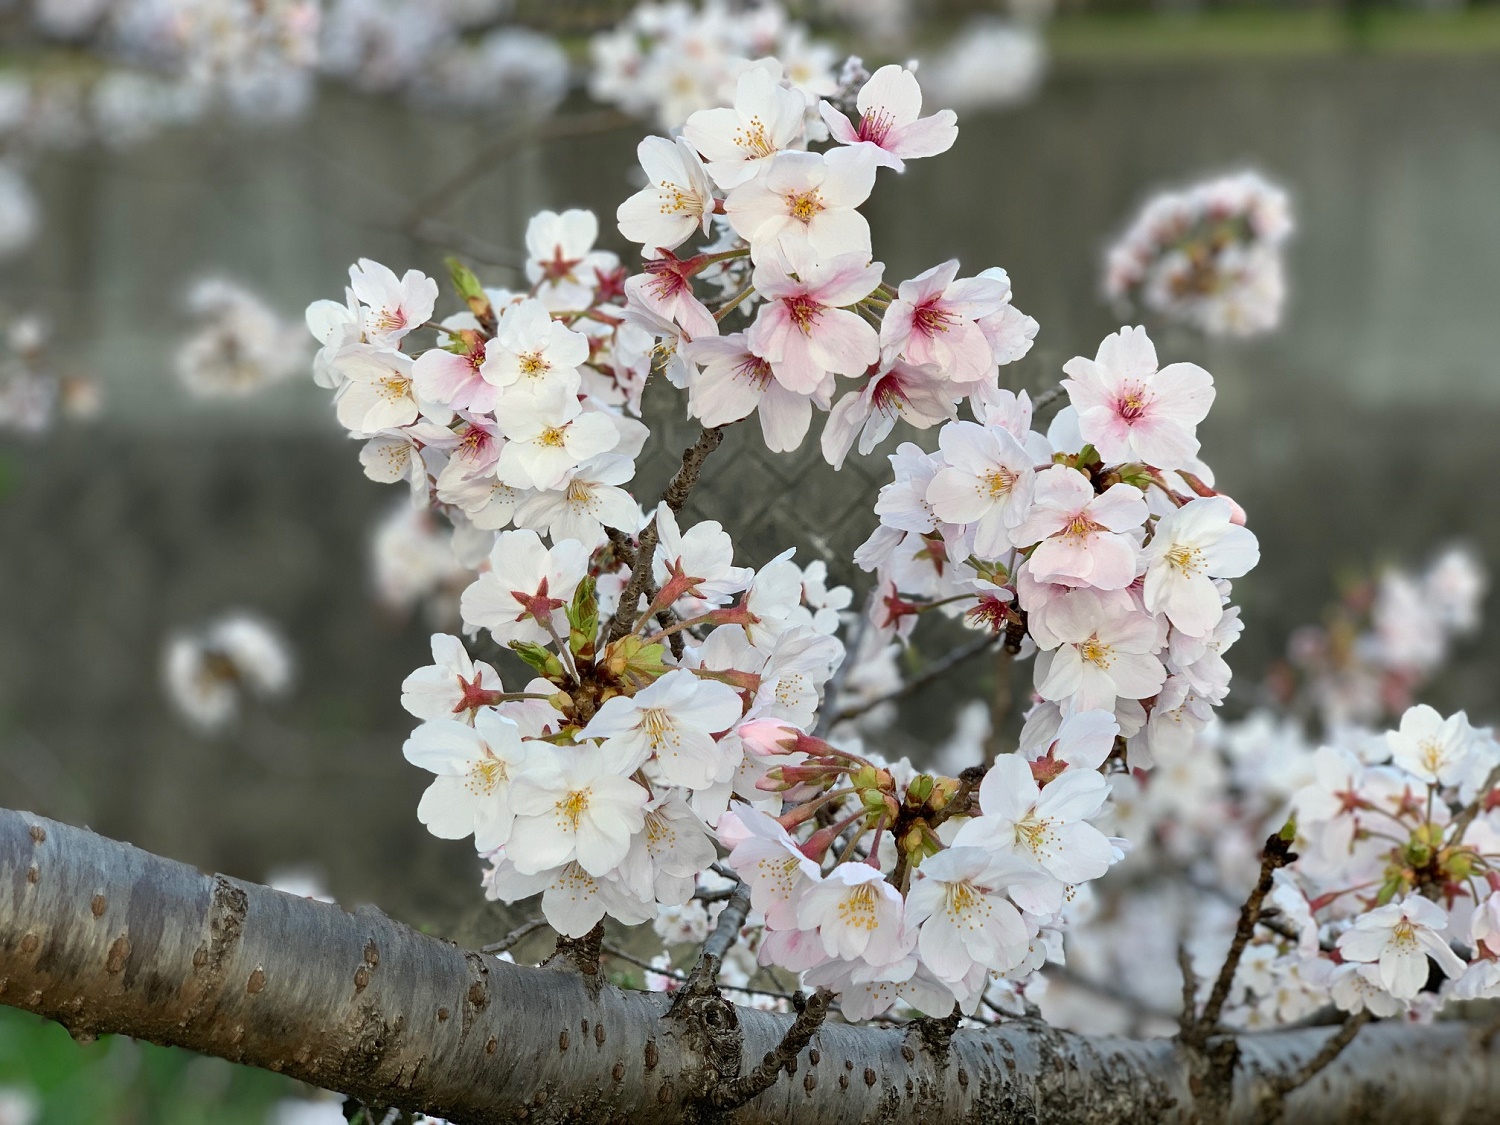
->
[682, 880, 752, 992]
[600, 943, 799, 1003]
[707, 988, 833, 1110]
[606, 426, 726, 642]
[1177, 943, 1200, 1033]
[1030, 383, 1067, 412]
[1190, 831, 1298, 1042]
[481, 916, 548, 956]
[1261, 1011, 1372, 1110]
[828, 634, 998, 726]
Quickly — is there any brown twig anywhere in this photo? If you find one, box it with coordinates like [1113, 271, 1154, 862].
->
[481, 916, 548, 956]
[707, 988, 833, 1110]
[606, 426, 726, 642]
[1189, 831, 1298, 1043]
[1253, 1010, 1373, 1123]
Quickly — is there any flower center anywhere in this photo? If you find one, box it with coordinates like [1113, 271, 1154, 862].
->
[784, 294, 822, 334]
[785, 189, 825, 224]
[836, 884, 879, 931]
[641, 707, 677, 750]
[556, 789, 590, 830]
[518, 352, 550, 378]
[537, 426, 569, 448]
[857, 108, 895, 146]
[734, 115, 776, 158]
[1114, 384, 1152, 421]
[983, 467, 1017, 498]
[1166, 544, 1203, 575]
[733, 353, 775, 389]
[1079, 636, 1114, 668]
[914, 301, 955, 337]
[466, 755, 506, 796]
[1063, 513, 1101, 540]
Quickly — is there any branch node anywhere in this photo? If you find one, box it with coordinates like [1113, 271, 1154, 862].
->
[706, 988, 833, 1110]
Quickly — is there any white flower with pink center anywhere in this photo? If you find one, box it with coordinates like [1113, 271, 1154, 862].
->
[725, 146, 877, 260]
[1062, 326, 1215, 471]
[348, 258, 437, 348]
[412, 330, 500, 413]
[1011, 465, 1147, 590]
[820, 64, 958, 173]
[624, 270, 716, 341]
[683, 67, 808, 189]
[1033, 596, 1166, 714]
[719, 804, 823, 931]
[880, 260, 1011, 383]
[685, 333, 827, 453]
[820, 359, 955, 470]
[745, 243, 883, 394]
[925, 420, 1037, 557]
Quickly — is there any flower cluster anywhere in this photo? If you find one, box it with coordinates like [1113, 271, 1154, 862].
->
[1105, 171, 1293, 338]
[615, 60, 1039, 462]
[1271, 548, 1487, 729]
[174, 278, 309, 398]
[589, 1, 838, 130]
[1214, 704, 1500, 1023]
[308, 52, 1258, 1021]
[0, 314, 100, 435]
[162, 611, 295, 732]
[861, 323, 1259, 768]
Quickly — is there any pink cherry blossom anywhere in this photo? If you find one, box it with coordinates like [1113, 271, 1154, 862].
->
[820, 64, 958, 173]
[1011, 466, 1147, 590]
[745, 243, 883, 394]
[820, 359, 956, 470]
[1062, 326, 1215, 470]
[880, 260, 1010, 383]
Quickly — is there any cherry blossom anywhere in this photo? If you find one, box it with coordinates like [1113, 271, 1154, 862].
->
[581, 669, 745, 789]
[880, 260, 1010, 383]
[1141, 496, 1260, 637]
[924, 420, 1037, 557]
[505, 744, 650, 877]
[460, 529, 589, 648]
[1335, 896, 1465, 1000]
[682, 66, 807, 189]
[348, 258, 436, 347]
[616, 135, 717, 251]
[1011, 467, 1147, 590]
[953, 753, 1116, 887]
[1061, 326, 1214, 471]
[403, 711, 528, 852]
[796, 861, 907, 964]
[331, 345, 421, 432]
[745, 243, 883, 394]
[821, 64, 958, 173]
[725, 146, 877, 259]
[400, 633, 505, 724]
[512, 455, 642, 549]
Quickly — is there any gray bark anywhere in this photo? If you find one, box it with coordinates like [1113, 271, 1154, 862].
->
[1, 806, 1497, 1124]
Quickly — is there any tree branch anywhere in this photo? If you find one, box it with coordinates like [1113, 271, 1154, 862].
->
[6, 808, 1500, 1124]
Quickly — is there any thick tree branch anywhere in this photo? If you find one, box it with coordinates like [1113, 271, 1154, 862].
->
[5, 808, 1500, 1124]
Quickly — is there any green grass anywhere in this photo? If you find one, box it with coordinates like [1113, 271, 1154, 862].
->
[0, 1008, 312, 1124]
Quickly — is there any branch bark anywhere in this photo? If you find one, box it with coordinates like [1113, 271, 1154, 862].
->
[4, 807, 1500, 1125]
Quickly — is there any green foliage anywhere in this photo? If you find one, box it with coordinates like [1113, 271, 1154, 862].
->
[0, 1007, 311, 1123]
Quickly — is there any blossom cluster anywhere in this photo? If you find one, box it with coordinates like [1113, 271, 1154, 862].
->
[1272, 547, 1487, 729]
[1105, 171, 1293, 338]
[860, 322, 1259, 769]
[162, 611, 295, 732]
[589, 1, 839, 130]
[614, 59, 1041, 462]
[1216, 703, 1500, 1023]
[174, 278, 309, 398]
